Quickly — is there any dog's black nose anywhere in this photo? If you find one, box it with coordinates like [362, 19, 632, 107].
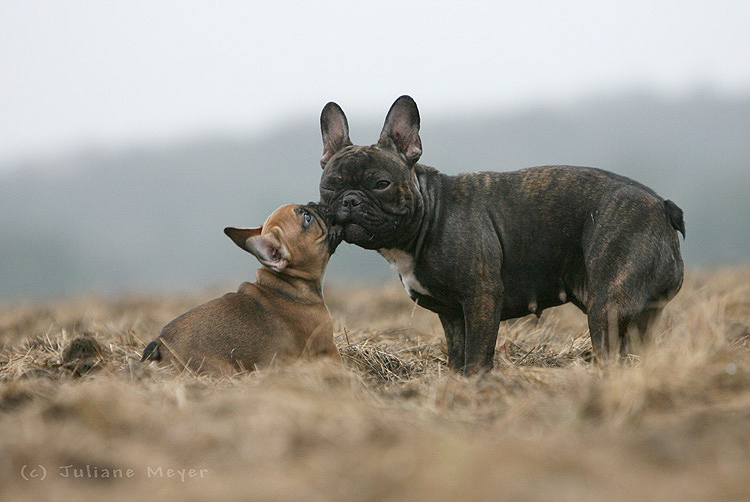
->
[341, 193, 363, 208]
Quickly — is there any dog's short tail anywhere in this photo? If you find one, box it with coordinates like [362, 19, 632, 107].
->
[141, 340, 161, 362]
[664, 199, 686, 239]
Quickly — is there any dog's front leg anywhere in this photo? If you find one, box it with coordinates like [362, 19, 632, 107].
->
[461, 293, 503, 374]
[438, 313, 466, 370]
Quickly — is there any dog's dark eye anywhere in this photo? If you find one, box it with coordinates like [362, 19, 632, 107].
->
[302, 211, 313, 228]
[375, 180, 391, 190]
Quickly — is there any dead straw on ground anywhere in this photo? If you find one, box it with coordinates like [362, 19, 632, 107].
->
[0, 267, 749, 501]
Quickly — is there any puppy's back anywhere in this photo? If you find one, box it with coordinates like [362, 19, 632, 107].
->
[149, 288, 285, 374]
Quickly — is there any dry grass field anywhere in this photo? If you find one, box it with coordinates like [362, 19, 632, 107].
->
[1, 267, 749, 501]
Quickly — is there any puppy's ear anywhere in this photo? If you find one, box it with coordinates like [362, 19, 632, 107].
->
[224, 226, 262, 252]
[320, 102, 352, 168]
[378, 95, 422, 165]
[225, 227, 289, 272]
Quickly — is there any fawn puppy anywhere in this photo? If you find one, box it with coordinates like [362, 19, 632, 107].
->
[141, 203, 342, 375]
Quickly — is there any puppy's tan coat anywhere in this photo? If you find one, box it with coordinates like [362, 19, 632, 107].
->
[141, 204, 341, 375]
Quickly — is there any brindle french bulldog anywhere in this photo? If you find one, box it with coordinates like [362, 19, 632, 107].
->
[318, 95, 685, 373]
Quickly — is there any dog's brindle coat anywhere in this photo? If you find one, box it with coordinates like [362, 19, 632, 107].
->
[319, 96, 685, 373]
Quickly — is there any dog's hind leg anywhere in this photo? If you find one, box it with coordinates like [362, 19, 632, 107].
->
[628, 293, 678, 353]
[582, 190, 684, 361]
[584, 251, 664, 361]
[586, 299, 631, 360]
[586, 264, 682, 360]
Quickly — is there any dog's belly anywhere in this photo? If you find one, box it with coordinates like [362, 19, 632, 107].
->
[380, 247, 587, 319]
[499, 260, 588, 318]
[500, 284, 566, 319]
[405, 278, 574, 319]
[402, 265, 584, 321]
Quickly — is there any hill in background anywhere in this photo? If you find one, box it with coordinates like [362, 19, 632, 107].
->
[1, 91, 748, 301]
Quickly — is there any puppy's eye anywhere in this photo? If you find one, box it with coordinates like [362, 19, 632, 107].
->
[375, 180, 391, 190]
[302, 211, 313, 227]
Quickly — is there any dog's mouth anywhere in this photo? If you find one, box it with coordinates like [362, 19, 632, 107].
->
[342, 223, 375, 245]
[334, 208, 373, 243]
[331, 200, 401, 249]
[339, 219, 400, 250]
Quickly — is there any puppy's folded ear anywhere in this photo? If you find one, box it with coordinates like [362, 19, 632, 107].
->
[225, 227, 289, 272]
[224, 226, 262, 251]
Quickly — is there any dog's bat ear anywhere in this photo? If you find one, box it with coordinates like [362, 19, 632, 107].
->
[320, 102, 352, 169]
[225, 227, 289, 271]
[224, 226, 262, 252]
[378, 95, 422, 165]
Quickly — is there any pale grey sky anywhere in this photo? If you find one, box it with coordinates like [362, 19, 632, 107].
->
[1, 0, 749, 168]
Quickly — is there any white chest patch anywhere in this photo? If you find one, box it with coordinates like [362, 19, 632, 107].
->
[379, 248, 431, 296]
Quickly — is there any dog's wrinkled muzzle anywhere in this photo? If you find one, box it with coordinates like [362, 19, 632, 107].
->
[334, 191, 365, 225]
[334, 207, 351, 225]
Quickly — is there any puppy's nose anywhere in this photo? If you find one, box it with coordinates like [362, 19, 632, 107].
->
[341, 193, 363, 208]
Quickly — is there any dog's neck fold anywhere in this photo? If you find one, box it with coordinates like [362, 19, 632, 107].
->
[389, 164, 439, 259]
[253, 267, 325, 304]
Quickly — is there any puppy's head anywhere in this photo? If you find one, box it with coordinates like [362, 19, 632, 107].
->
[224, 203, 342, 281]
